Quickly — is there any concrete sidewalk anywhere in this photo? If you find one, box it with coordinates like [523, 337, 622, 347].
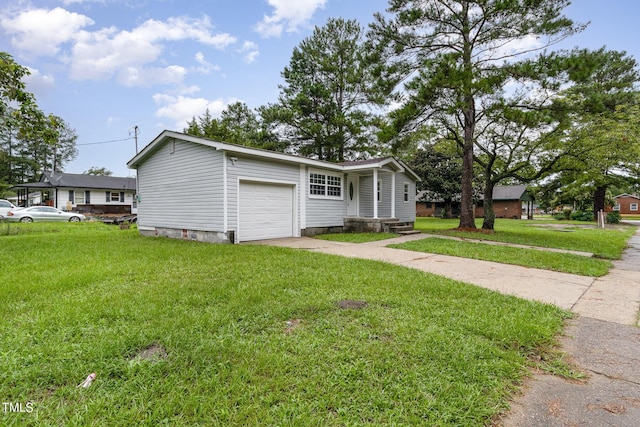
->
[257, 232, 637, 320]
[255, 225, 640, 426]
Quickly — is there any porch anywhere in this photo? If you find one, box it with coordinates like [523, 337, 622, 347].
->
[343, 216, 417, 235]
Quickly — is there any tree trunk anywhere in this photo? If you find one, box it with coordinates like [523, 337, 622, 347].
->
[457, 4, 476, 230]
[482, 182, 496, 230]
[593, 186, 607, 219]
[458, 129, 476, 228]
[444, 198, 453, 219]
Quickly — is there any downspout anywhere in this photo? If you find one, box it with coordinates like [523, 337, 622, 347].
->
[373, 169, 378, 219]
[391, 172, 396, 219]
[223, 151, 228, 235]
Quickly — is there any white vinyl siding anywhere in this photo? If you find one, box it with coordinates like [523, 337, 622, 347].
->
[137, 139, 224, 231]
[395, 174, 416, 222]
[304, 167, 346, 227]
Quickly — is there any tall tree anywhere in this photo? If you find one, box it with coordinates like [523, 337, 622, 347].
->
[184, 103, 285, 151]
[271, 17, 381, 162]
[368, 0, 583, 229]
[0, 52, 41, 185]
[560, 49, 640, 215]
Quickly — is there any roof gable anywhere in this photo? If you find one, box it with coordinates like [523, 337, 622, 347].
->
[614, 193, 640, 201]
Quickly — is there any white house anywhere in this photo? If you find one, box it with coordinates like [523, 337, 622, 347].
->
[12, 172, 137, 214]
[127, 130, 419, 243]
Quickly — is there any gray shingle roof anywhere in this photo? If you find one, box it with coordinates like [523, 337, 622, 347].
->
[41, 172, 136, 190]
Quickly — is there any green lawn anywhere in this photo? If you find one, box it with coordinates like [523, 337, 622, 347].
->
[414, 217, 635, 260]
[0, 223, 572, 426]
[315, 232, 397, 243]
[390, 237, 611, 276]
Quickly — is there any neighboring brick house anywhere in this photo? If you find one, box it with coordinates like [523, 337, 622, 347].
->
[475, 185, 534, 219]
[416, 185, 534, 219]
[609, 194, 640, 214]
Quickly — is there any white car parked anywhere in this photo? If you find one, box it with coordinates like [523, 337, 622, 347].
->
[5, 206, 86, 223]
[0, 199, 18, 219]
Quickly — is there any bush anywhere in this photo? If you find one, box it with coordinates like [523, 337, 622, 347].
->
[553, 209, 572, 221]
[570, 210, 594, 221]
[606, 211, 621, 224]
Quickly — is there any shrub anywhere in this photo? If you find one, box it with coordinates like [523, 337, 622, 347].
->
[606, 211, 621, 224]
[571, 210, 594, 221]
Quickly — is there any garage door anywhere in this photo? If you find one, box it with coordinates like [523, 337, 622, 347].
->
[238, 181, 295, 242]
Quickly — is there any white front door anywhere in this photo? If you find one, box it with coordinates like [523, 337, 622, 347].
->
[347, 175, 359, 216]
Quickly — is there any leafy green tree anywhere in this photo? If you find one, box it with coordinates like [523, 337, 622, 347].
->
[368, 0, 583, 229]
[543, 100, 640, 215]
[1, 53, 77, 184]
[184, 103, 285, 151]
[410, 145, 463, 219]
[11, 113, 78, 183]
[560, 49, 640, 215]
[83, 166, 113, 176]
[1, 52, 41, 185]
[271, 17, 381, 162]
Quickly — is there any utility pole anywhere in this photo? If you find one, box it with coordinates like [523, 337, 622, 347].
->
[130, 125, 139, 154]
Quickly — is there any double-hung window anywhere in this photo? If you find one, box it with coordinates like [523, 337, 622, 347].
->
[309, 170, 342, 199]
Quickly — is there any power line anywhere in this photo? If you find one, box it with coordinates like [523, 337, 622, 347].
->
[76, 137, 135, 146]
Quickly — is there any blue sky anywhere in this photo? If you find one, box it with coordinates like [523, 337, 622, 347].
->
[1, 0, 639, 177]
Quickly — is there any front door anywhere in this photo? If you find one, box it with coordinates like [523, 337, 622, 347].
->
[347, 175, 359, 216]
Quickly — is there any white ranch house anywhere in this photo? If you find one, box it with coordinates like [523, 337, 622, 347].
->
[127, 130, 419, 243]
[12, 172, 137, 214]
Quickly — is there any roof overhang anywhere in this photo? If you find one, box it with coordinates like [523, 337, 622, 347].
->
[127, 130, 421, 181]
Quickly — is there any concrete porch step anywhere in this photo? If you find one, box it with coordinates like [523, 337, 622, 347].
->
[397, 230, 422, 235]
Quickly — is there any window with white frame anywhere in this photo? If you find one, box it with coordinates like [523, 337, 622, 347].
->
[614, 204, 620, 211]
[631, 203, 638, 211]
[309, 171, 342, 198]
[377, 180, 382, 202]
[403, 182, 410, 202]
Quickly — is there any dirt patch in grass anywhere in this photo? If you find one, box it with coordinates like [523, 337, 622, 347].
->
[335, 300, 368, 310]
[284, 319, 303, 334]
[131, 344, 167, 362]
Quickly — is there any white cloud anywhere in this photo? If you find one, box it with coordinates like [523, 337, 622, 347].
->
[254, 0, 326, 38]
[69, 16, 236, 84]
[1, 8, 237, 87]
[240, 41, 259, 63]
[152, 92, 239, 130]
[1, 7, 94, 56]
[23, 67, 56, 96]
[193, 52, 221, 74]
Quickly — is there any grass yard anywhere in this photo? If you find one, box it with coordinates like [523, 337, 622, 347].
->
[414, 217, 635, 260]
[0, 223, 572, 426]
[315, 232, 397, 243]
[390, 237, 611, 276]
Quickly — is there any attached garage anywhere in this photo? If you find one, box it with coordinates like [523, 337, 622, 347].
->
[238, 181, 296, 242]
